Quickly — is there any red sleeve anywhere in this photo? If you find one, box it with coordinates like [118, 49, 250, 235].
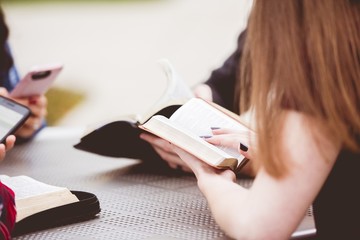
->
[0, 181, 16, 239]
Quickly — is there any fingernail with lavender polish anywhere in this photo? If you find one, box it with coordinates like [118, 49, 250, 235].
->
[199, 135, 212, 139]
[210, 127, 220, 130]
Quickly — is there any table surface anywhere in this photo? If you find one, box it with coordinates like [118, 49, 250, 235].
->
[0, 127, 315, 240]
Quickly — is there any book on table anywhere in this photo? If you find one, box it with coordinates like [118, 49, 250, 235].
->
[0, 175, 100, 236]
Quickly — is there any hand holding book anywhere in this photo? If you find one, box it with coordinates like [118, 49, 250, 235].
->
[141, 123, 256, 174]
[140, 98, 251, 172]
[205, 127, 255, 160]
[204, 127, 257, 176]
[169, 143, 238, 184]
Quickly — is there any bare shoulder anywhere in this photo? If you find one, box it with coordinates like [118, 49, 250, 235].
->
[281, 110, 340, 167]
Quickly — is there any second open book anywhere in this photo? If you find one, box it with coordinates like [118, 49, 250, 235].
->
[74, 59, 249, 171]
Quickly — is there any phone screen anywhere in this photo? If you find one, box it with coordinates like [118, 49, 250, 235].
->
[0, 97, 30, 142]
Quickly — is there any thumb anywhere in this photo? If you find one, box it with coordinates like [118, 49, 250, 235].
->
[0, 87, 9, 97]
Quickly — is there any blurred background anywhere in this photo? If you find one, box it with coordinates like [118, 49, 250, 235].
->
[2, 0, 252, 127]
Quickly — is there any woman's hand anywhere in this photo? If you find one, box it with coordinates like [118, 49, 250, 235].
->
[205, 127, 258, 176]
[0, 135, 16, 161]
[170, 144, 236, 187]
[0, 87, 47, 139]
[139, 132, 192, 172]
[12, 94, 47, 138]
[206, 127, 255, 159]
[140, 83, 214, 172]
[140, 127, 258, 176]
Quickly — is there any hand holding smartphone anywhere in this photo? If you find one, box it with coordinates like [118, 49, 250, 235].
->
[0, 96, 31, 143]
[10, 63, 63, 98]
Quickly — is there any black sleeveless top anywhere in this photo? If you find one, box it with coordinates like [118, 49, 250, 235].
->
[313, 146, 360, 239]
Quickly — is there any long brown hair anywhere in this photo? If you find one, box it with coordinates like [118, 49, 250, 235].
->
[239, 0, 360, 177]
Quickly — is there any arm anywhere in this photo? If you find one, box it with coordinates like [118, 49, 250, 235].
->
[172, 111, 340, 239]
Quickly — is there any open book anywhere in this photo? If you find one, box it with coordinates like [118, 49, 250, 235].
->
[140, 98, 249, 171]
[0, 175, 79, 222]
[1, 175, 101, 236]
[74, 60, 249, 171]
[74, 59, 194, 161]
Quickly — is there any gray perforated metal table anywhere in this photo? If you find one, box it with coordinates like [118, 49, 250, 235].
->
[0, 127, 315, 240]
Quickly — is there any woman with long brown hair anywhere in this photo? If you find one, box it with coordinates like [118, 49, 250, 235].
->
[169, 0, 360, 239]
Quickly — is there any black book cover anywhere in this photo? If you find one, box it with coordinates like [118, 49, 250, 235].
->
[73, 105, 181, 164]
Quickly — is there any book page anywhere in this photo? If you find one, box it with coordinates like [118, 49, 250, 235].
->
[140, 59, 194, 123]
[169, 98, 248, 160]
[0, 175, 79, 222]
[1, 175, 72, 200]
[141, 115, 237, 169]
[82, 114, 139, 136]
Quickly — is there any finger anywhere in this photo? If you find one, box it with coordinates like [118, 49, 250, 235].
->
[29, 95, 47, 107]
[152, 145, 184, 166]
[171, 145, 237, 180]
[171, 145, 210, 175]
[27, 104, 47, 118]
[140, 133, 173, 153]
[5, 135, 16, 150]
[238, 142, 257, 160]
[0, 87, 9, 97]
[167, 162, 178, 169]
[211, 127, 233, 135]
[152, 146, 193, 173]
[211, 127, 250, 135]
[239, 149, 254, 161]
[212, 128, 252, 138]
[22, 116, 42, 130]
[141, 133, 191, 169]
[15, 125, 37, 138]
[0, 144, 5, 160]
[205, 135, 240, 150]
[139, 132, 153, 141]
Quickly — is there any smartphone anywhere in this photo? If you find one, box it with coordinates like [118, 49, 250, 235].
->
[0, 96, 31, 143]
[10, 63, 63, 98]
